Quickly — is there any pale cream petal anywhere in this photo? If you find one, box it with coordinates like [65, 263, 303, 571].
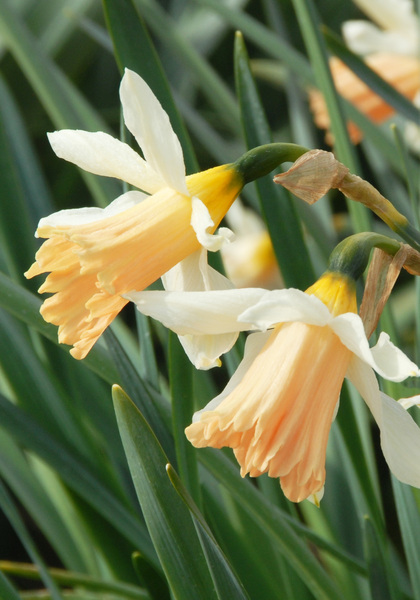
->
[35, 191, 147, 232]
[342, 21, 418, 55]
[160, 250, 237, 369]
[307, 487, 324, 507]
[350, 0, 418, 39]
[191, 331, 271, 420]
[191, 197, 235, 251]
[330, 316, 420, 381]
[125, 288, 265, 336]
[398, 395, 420, 410]
[347, 356, 420, 488]
[120, 69, 187, 194]
[224, 198, 264, 234]
[47, 130, 165, 193]
[161, 248, 234, 292]
[178, 331, 238, 370]
[237, 288, 332, 330]
[370, 332, 420, 380]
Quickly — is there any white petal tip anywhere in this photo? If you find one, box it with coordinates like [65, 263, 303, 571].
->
[307, 487, 324, 507]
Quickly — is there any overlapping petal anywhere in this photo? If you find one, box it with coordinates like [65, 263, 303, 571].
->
[47, 130, 166, 194]
[309, 0, 420, 147]
[179, 276, 420, 502]
[125, 288, 264, 336]
[190, 197, 235, 251]
[237, 288, 332, 330]
[191, 331, 271, 420]
[343, 0, 419, 55]
[156, 250, 238, 368]
[220, 199, 282, 289]
[35, 191, 146, 232]
[120, 68, 187, 194]
[28, 68, 246, 359]
[347, 357, 420, 488]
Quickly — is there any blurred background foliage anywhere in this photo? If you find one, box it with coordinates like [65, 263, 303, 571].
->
[0, 0, 419, 598]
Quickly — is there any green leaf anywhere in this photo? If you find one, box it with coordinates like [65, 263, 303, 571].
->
[112, 385, 218, 600]
[0, 569, 21, 600]
[169, 333, 201, 506]
[335, 383, 384, 529]
[104, 327, 175, 464]
[132, 551, 170, 600]
[197, 0, 312, 84]
[234, 31, 315, 290]
[0, 0, 121, 208]
[0, 562, 149, 600]
[0, 480, 65, 600]
[199, 449, 352, 600]
[167, 464, 250, 600]
[136, 311, 160, 389]
[0, 392, 157, 568]
[0, 76, 48, 281]
[362, 515, 400, 600]
[289, 0, 370, 234]
[133, 0, 241, 137]
[0, 429, 86, 572]
[0, 271, 119, 385]
[102, 0, 198, 174]
[392, 478, 420, 600]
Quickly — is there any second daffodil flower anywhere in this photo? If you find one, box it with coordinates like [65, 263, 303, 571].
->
[309, 0, 420, 148]
[25, 68, 306, 359]
[130, 234, 420, 504]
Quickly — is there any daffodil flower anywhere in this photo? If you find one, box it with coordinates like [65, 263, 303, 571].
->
[309, 0, 420, 148]
[25, 68, 306, 359]
[157, 249, 237, 370]
[342, 0, 419, 56]
[129, 270, 420, 503]
[220, 199, 282, 289]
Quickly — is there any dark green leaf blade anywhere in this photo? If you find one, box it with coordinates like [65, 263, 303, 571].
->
[112, 385, 218, 600]
[167, 464, 250, 600]
[362, 516, 400, 600]
[234, 31, 314, 290]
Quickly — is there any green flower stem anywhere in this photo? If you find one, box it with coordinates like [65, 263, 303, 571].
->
[328, 232, 402, 281]
[235, 143, 309, 183]
[338, 174, 420, 253]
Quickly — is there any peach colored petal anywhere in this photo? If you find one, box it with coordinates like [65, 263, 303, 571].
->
[26, 164, 242, 358]
[186, 321, 352, 502]
[309, 53, 420, 144]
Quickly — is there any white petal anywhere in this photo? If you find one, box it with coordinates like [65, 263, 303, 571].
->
[307, 487, 324, 507]
[350, 0, 417, 36]
[237, 288, 332, 330]
[398, 395, 420, 410]
[120, 69, 187, 194]
[178, 331, 239, 370]
[126, 288, 265, 336]
[342, 21, 417, 55]
[224, 198, 264, 234]
[36, 190, 147, 231]
[47, 130, 165, 193]
[370, 332, 420, 380]
[159, 251, 237, 369]
[192, 331, 271, 421]
[191, 197, 235, 251]
[161, 248, 234, 292]
[330, 317, 420, 382]
[348, 356, 420, 488]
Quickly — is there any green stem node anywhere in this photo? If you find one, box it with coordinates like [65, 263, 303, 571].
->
[328, 232, 402, 281]
[235, 143, 309, 183]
